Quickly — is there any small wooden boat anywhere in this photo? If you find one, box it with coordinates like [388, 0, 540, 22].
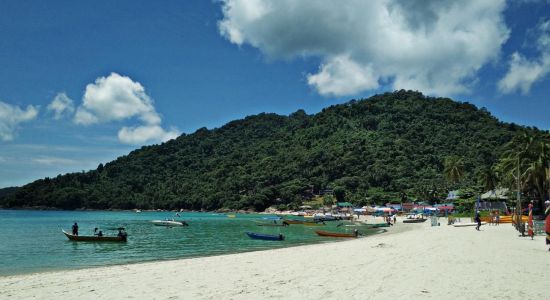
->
[246, 232, 284, 241]
[151, 220, 189, 227]
[453, 222, 487, 227]
[403, 219, 427, 223]
[255, 221, 289, 227]
[303, 222, 325, 226]
[62, 230, 127, 242]
[283, 220, 304, 224]
[315, 230, 358, 238]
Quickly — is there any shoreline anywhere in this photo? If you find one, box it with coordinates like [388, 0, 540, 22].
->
[0, 215, 392, 278]
[3, 219, 547, 299]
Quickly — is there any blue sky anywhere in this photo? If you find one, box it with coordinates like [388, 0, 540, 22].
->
[1, 0, 550, 188]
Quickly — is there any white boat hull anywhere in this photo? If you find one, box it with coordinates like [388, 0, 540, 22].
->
[453, 222, 487, 227]
[151, 220, 188, 227]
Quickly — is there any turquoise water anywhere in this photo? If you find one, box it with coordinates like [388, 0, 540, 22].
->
[0, 210, 379, 276]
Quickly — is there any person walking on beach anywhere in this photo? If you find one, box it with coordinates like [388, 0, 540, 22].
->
[72, 222, 79, 236]
[495, 211, 500, 226]
[475, 211, 481, 231]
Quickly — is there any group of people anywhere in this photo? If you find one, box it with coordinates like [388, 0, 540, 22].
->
[385, 215, 396, 226]
[488, 210, 501, 225]
[71, 222, 126, 238]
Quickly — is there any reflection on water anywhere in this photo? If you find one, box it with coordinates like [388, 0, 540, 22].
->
[0, 210, 379, 276]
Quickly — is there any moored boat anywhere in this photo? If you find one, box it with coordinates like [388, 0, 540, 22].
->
[246, 232, 284, 241]
[315, 230, 358, 238]
[255, 221, 289, 227]
[151, 220, 189, 227]
[283, 219, 304, 224]
[302, 222, 325, 226]
[62, 230, 127, 242]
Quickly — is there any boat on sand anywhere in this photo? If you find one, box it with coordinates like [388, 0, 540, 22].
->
[315, 230, 358, 238]
[363, 223, 390, 228]
[403, 218, 427, 223]
[62, 230, 127, 242]
[246, 232, 284, 241]
[453, 222, 487, 227]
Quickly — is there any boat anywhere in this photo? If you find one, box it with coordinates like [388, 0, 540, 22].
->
[315, 230, 358, 238]
[403, 218, 427, 223]
[62, 230, 127, 242]
[453, 222, 487, 227]
[302, 222, 325, 226]
[255, 221, 289, 227]
[227, 214, 236, 218]
[363, 223, 390, 228]
[151, 220, 189, 227]
[246, 232, 284, 241]
[283, 219, 304, 224]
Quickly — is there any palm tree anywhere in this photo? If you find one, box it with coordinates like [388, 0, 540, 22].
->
[496, 132, 550, 213]
[443, 156, 464, 187]
[478, 166, 498, 192]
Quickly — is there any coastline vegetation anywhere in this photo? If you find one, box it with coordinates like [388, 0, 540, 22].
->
[1, 90, 548, 211]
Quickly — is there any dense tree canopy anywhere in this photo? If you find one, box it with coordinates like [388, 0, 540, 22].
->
[0, 90, 545, 211]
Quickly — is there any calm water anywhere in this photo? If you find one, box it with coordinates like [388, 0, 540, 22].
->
[0, 210, 380, 276]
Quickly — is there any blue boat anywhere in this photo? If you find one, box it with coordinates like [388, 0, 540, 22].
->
[246, 232, 285, 241]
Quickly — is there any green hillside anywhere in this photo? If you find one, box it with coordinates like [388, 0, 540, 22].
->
[0, 90, 542, 210]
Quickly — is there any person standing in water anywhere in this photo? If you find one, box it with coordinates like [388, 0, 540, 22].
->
[72, 222, 79, 235]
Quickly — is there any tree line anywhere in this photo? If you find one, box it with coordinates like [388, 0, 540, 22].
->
[1, 90, 547, 211]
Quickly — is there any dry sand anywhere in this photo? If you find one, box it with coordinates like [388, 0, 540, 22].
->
[1, 217, 548, 300]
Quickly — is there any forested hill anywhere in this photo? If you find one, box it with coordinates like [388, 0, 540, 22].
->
[0, 90, 541, 210]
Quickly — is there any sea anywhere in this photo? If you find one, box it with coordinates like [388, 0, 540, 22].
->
[0, 209, 379, 276]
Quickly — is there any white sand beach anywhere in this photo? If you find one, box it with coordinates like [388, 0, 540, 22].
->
[1, 218, 548, 300]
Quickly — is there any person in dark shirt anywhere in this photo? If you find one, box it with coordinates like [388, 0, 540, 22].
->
[72, 222, 79, 235]
[475, 211, 481, 231]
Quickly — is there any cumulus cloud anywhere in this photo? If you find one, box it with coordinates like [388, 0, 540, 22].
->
[47, 92, 74, 120]
[74, 73, 179, 145]
[74, 73, 160, 125]
[218, 0, 509, 96]
[118, 125, 180, 145]
[0, 101, 39, 141]
[498, 20, 550, 94]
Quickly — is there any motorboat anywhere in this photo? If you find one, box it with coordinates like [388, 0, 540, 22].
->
[151, 220, 189, 227]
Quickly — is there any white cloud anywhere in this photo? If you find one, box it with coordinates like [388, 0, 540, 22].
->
[218, 0, 509, 96]
[74, 73, 160, 125]
[32, 156, 79, 166]
[118, 125, 180, 145]
[73, 73, 179, 145]
[0, 101, 39, 141]
[47, 92, 74, 120]
[499, 20, 550, 94]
